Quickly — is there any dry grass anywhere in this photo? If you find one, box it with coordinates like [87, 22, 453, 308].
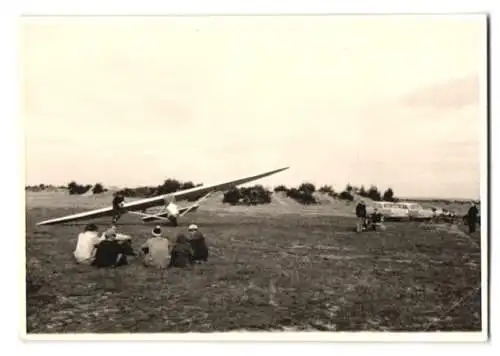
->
[25, 194, 482, 334]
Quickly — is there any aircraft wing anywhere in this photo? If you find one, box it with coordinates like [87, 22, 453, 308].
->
[167, 166, 289, 201]
[36, 166, 289, 226]
[35, 196, 167, 226]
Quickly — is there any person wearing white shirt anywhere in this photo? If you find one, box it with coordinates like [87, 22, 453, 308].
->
[73, 223, 104, 265]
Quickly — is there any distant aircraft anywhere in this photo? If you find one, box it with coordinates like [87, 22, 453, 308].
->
[36, 167, 289, 227]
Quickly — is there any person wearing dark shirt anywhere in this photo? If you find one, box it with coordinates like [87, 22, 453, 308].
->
[168, 234, 194, 269]
[467, 202, 479, 234]
[356, 201, 367, 217]
[355, 200, 368, 232]
[112, 193, 125, 224]
[370, 209, 384, 231]
[92, 229, 128, 268]
[120, 239, 136, 257]
[189, 230, 209, 263]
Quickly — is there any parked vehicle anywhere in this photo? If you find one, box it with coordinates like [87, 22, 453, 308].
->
[366, 201, 408, 221]
[396, 202, 434, 221]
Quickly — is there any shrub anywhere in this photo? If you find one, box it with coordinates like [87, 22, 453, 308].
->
[92, 183, 105, 194]
[157, 179, 181, 195]
[318, 185, 334, 194]
[274, 185, 289, 193]
[153, 179, 203, 199]
[367, 185, 382, 201]
[382, 188, 395, 202]
[180, 181, 195, 190]
[222, 185, 272, 205]
[222, 188, 242, 205]
[298, 182, 316, 194]
[244, 185, 272, 205]
[338, 190, 354, 201]
[67, 181, 92, 195]
[286, 186, 317, 205]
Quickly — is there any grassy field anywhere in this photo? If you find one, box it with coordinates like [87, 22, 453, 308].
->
[25, 193, 482, 334]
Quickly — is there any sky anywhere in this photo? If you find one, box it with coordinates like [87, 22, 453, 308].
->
[21, 15, 486, 199]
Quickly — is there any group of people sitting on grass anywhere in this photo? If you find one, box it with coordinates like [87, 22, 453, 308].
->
[73, 222, 209, 269]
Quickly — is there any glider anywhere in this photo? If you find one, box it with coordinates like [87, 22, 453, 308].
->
[36, 167, 289, 227]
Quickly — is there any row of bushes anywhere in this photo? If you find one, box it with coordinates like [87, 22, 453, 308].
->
[274, 183, 398, 204]
[223, 181, 396, 206]
[25, 183, 104, 195]
[223, 182, 328, 206]
[25, 184, 66, 192]
[342, 184, 397, 202]
[116, 179, 204, 202]
[60, 179, 202, 199]
[66, 182, 107, 195]
[29, 179, 399, 205]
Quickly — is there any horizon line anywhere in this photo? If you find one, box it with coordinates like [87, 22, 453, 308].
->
[24, 185, 479, 202]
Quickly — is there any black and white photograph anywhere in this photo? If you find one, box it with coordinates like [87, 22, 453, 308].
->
[21, 13, 488, 341]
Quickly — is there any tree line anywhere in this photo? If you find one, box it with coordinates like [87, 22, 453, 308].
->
[272, 183, 397, 205]
[27, 179, 398, 206]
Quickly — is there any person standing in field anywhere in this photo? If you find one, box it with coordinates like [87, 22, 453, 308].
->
[141, 225, 170, 268]
[112, 192, 125, 224]
[355, 200, 368, 232]
[467, 202, 479, 234]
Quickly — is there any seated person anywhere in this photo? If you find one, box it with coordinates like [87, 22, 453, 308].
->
[112, 225, 136, 255]
[167, 234, 194, 269]
[120, 239, 135, 257]
[73, 223, 104, 265]
[369, 209, 385, 231]
[101, 225, 131, 241]
[141, 225, 170, 268]
[92, 228, 129, 268]
[187, 224, 208, 263]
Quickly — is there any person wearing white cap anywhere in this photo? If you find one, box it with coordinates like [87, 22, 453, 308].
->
[187, 224, 209, 263]
[188, 224, 198, 235]
[141, 225, 170, 268]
